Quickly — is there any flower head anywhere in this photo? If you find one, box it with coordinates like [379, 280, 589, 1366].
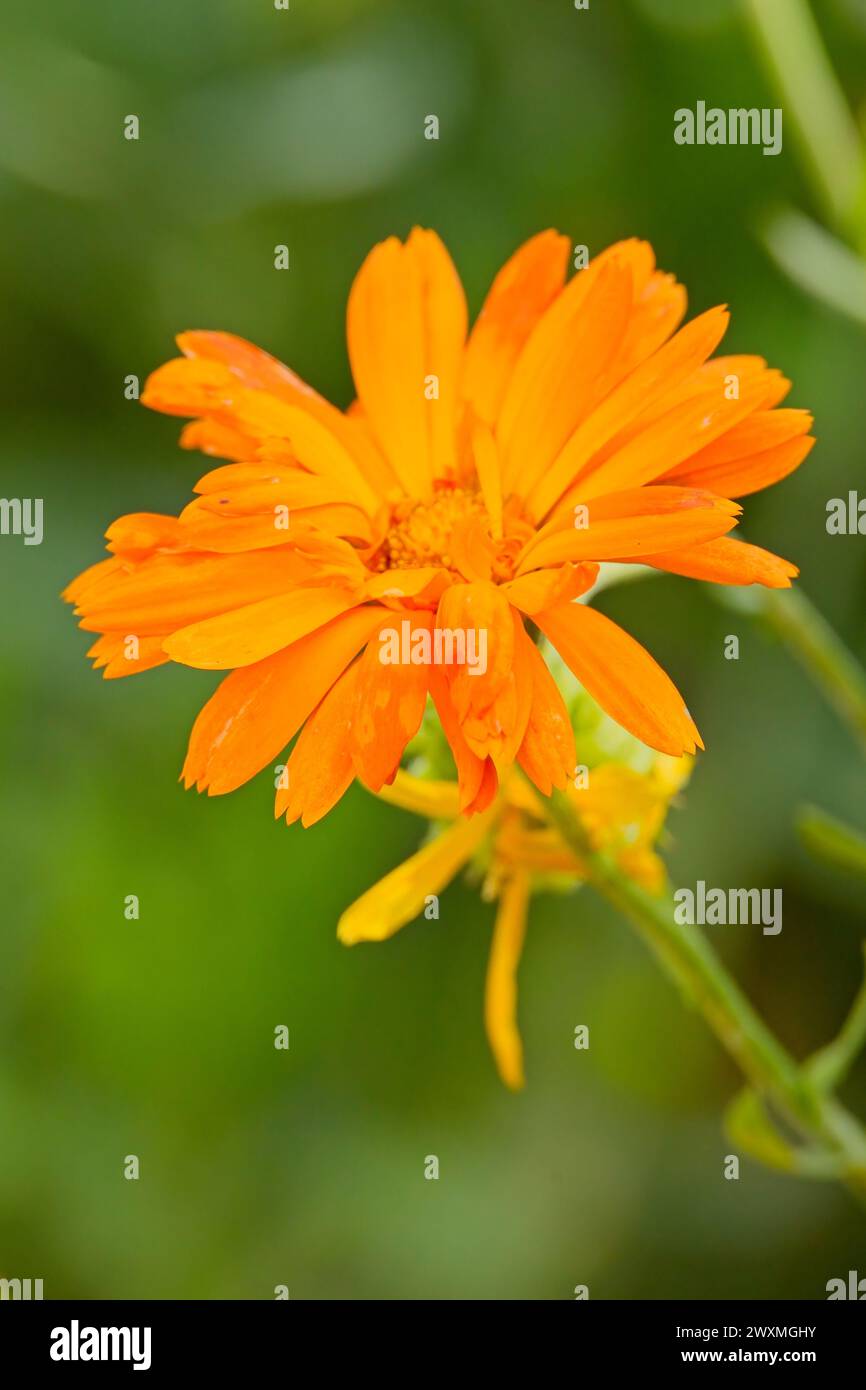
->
[64, 230, 813, 822]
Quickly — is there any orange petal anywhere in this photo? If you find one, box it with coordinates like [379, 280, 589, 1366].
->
[86, 632, 171, 679]
[450, 515, 495, 583]
[517, 487, 741, 571]
[104, 513, 187, 560]
[644, 536, 798, 588]
[164, 586, 363, 670]
[428, 664, 497, 813]
[347, 228, 468, 495]
[536, 601, 703, 757]
[698, 356, 791, 411]
[187, 470, 364, 514]
[659, 407, 812, 474]
[469, 756, 501, 814]
[436, 581, 515, 719]
[270, 529, 367, 582]
[569, 372, 774, 502]
[516, 639, 577, 796]
[498, 256, 634, 498]
[412, 228, 469, 483]
[62, 556, 122, 606]
[177, 330, 330, 405]
[364, 567, 450, 606]
[141, 355, 243, 419]
[177, 502, 373, 553]
[432, 595, 532, 768]
[350, 613, 433, 791]
[471, 421, 504, 539]
[615, 269, 688, 377]
[527, 305, 730, 521]
[172, 329, 398, 499]
[73, 549, 309, 636]
[194, 461, 296, 495]
[660, 429, 815, 499]
[461, 229, 570, 426]
[182, 605, 387, 795]
[215, 393, 381, 515]
[180, 417, 254, 462]
[489, 611, 535, 768]
[607, 354, 782, 442]
[276, 661, 361, 827]
[504, 562, 598, 616]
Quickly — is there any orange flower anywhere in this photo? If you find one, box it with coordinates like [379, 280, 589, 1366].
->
[64, 230, 813, 823]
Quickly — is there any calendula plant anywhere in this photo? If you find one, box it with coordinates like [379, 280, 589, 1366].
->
[64, 228, 866, 1199]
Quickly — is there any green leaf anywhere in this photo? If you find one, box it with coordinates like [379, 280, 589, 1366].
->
[759, 205, 866, 329]
[805, 943, 866, 1092]
[797, 806, 866, 880]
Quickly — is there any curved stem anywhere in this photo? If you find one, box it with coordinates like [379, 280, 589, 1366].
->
[714, 584, 866, 756]
[548, 788, 866, 1203]
[741, 0, 863, 237]
[762, 588, 866, 750]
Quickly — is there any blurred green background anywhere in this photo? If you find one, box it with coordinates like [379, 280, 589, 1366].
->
[1, 0, 865, 1299]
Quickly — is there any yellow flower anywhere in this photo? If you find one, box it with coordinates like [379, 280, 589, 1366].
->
[338, 752, 691, 1090]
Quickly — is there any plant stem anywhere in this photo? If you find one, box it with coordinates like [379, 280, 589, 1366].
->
[548, 789, 866, 1200]
[807, 945, 866, 1093]
[798, 804, 866, 880]
[763, 588, 866, 751]
[716, 585, 866, 755]
[741, 0, 863, 236]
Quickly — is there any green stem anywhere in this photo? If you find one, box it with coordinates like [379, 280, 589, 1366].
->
[548, 789, 866, 1201]
[797, 804, 866, 880]
[807, 944, 866, 1092]
[741, 0, 863, 237]
[715, 585, 866, 755]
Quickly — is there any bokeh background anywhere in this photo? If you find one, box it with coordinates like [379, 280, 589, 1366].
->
[1, 0, 865, 1299]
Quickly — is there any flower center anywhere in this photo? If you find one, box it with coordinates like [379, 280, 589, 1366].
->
[375, 486, 488, 572]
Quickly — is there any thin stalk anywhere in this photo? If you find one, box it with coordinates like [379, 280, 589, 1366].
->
[741, 0, 863, 236]
[548, 788, 866, 1201]
[718, 585, 866, 755]
[807, 945, 866, 1092]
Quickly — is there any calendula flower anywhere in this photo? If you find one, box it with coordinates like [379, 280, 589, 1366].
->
[64, 230, 813, 822]
[339, 705, 691, 1089]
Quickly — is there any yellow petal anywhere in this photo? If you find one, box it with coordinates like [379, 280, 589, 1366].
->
[484, 868, 531, 1090]
[337, 810, 493, 945]
[374, 770, 462, 819]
